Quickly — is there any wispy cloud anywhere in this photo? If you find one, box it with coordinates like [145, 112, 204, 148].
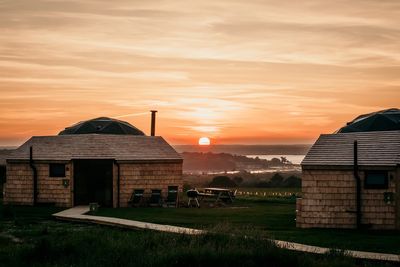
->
[0, 0, 399, 145]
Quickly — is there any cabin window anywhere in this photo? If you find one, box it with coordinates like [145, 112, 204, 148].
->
[364, 170, 388, 189]
[49, 163, 66, 177]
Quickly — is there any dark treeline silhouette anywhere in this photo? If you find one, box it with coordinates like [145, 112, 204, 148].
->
[207, 173, 301, 188]
[182, 152, 294, 172]
[174, 144, 310, 155]
[255, 173, 301, 188]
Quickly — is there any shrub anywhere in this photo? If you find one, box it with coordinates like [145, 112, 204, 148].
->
[209, 176, 237, 188]
[232, 176, 243, 185]
[283, 175, 301, 187]
[269, 173, 284, 187]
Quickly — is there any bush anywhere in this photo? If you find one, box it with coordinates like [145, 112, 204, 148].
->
[209, 176, 237, 188]
[283, 175, 301, 187]
[255, 173, 301, 188]
[233, 176, 243, 185]
[269, 173, 284, 187]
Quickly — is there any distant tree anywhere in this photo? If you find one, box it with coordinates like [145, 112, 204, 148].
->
[270, 158, 282, 165]
[280, 156, 292, 165]
[268, 173, 284, 187]
[209, 176, 237, 188]
[283, 175, 301, 187]
[255, 181, 270, 188]
[233, 176, 243, 185]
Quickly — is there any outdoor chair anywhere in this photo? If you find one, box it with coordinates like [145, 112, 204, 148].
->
[186, 189, 200, 208]
[166, 186, 179, 207]
[128, 189, 144, 207]
[149, 189, 162, 206]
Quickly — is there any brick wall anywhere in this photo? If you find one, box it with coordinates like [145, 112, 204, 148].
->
[119, 162, 183, 207]
[4, 162, 72, 207]
[296, 169, 397, 229]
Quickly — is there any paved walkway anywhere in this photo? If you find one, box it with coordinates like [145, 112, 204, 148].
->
[53, 206, 205, 235]
[53, 206, 399, 263]
[273, 240, 399, 262]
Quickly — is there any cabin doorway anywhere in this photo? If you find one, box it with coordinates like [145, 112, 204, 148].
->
[73, 159, 113, 207]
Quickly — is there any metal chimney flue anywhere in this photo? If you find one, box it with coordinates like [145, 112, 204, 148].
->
[150, 110, 157, 136]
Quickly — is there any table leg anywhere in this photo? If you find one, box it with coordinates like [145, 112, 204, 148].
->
[215, 192, 222, 204]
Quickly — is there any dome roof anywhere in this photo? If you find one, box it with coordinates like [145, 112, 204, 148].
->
[58, 117, 145, 136]
[337, 108, 400, 133]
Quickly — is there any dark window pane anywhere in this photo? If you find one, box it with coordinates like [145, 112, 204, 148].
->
[49, 163, 66, 177]
[364, 171, 388, 189]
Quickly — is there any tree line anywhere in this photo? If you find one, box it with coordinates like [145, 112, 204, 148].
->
[209, 173, 301, 188]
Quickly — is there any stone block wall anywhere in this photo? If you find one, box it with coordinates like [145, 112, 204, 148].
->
[4, 162, 72, 207]
[296, 169, 397, 229]
[119, 162, 183, 207]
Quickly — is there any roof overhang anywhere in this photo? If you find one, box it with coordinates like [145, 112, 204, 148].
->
[6, 158, 183, 164]
[302, 165, 397, 171]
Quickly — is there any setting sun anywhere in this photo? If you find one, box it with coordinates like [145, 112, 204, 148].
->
[198, 137, 211, 146]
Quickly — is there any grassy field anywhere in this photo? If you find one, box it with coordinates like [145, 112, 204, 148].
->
[0, 202, 398, 267]
[93, 197, 400, 254]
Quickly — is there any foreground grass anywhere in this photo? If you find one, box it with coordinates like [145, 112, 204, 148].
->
[93, 198, 400, 254]
[0, 221, 396, 266]
[0, 202, 398, 267]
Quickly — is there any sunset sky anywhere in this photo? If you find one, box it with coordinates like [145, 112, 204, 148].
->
[1, 0, 399, 146]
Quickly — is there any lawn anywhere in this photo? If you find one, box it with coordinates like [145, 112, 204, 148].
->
[0, 201, 398, 267]
[93, 197, 400, 254]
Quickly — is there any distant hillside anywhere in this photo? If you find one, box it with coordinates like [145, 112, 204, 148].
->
[181, 152, 294, 172]
[174, 144, 310, 155]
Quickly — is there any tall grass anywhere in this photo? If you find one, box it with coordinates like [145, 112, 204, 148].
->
[0, 223, 394, 267]
[0, 201, 398, 267]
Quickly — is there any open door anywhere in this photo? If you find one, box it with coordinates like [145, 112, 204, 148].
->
[73, 159, 113, 207]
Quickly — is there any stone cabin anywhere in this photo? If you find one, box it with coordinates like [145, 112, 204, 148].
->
[296, 130, 400, 229]
[2, 117, 183, 208]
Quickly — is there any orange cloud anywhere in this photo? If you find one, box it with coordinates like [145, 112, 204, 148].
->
[0, 1, 399, 146]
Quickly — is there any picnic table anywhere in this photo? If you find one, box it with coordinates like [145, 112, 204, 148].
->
[186, 188, 237, 207]
[199, 188, 236, 204]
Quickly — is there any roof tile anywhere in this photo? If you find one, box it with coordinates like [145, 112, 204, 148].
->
[302, 131, 400, 166]
[7, 135, 181, 162]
